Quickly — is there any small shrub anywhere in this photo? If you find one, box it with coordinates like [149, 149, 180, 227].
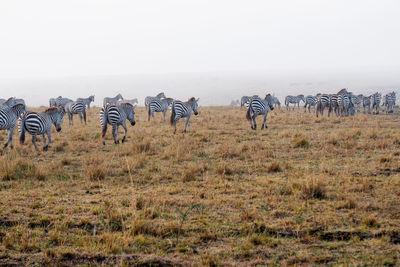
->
[292, 137, 310, 148]
[299, 177, 326, 200]
[267, 161, 281, 173]
[363, 217, 379, 228]
[86, 167, 106, 181]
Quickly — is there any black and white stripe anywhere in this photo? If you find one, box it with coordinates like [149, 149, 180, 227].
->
[52, 96, 73, 107]
[19, 107, 65, 151]
[148, 98, 174, 121]
[240, 95, 259, 107]
[362, 96, 371, 114]
[382, 92, 396, 114]
[170, 97, 199, 134]
[304, 95, 316, 113]
[77, 95, 95, 109]
[145, 92, 166, 108]
[285, 95, 305, 110]
[0, 102, 26, 148]
[246, 94, 275, 130]
[338, 93, 354, 116]
[64, 101, 87, 125]
[316, 94, 330, 117]
[328, 94, 339, 116]
[100, 103, 136, 145]
[103, 94, 123, 106]
[371, 92, 381, 114]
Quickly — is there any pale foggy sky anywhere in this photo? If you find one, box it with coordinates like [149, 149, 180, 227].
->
[0, 0, 399, 106]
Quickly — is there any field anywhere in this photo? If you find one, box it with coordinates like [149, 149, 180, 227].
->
[0, 106, 399, 266]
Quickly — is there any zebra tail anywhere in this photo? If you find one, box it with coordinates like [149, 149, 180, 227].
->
[19, 113, 26, 144]
[170, 104, 175, 125]
[246, 104, 251, 121]
[100, 107, 107, 141]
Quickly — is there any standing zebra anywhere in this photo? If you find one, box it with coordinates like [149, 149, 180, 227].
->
[246, 94, 275, 130]
[362, 95, 371, 114]
[170, 97, 199, 134]
[351, 94, 363, 112]
[100, 103, 136, 145]
[64, 101, 87, 125]
[371, 92, 381, 114]
[316, 94, 330, 117]
[53, 96, 73, 107]
[271, 96, 281, 108]
[285, 95, 305, 110]
[148, 98, 174, 122]
[304, 95, 317, 113]
[77, 95, 95, 109]
[103, 94, 123, 106]
[0, 103, 26, 148]
[240, 95, 259, 107]
[145, 92, 166, 108]
[328, 94, 339, 116]
[19, 107, 65, 151]
[382, 92, 396, 114]
[49, 98, 56, 107]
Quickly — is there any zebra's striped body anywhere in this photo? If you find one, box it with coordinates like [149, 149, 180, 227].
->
[53, 96, 73, 107]
[371, 92, 381, 114]
[145, 93, 166, 108]
[0, 99, 5, 104]
[64, 101, 87, 125]
[382, 92, 396, 114]
[148, 98, 174, 121]
[240, 95, 259, 107]
[316, 94, 330, 117]
[271, 96, 281, 108]
[170, 97, 199, 134]
[328, 94, 339, 116]
[338, 93, 354, 116]
[285, 95, 305, 110]
[103, 94, 123, 106]
[0, 103, 26, 148]
[77, 95, 95, 109]
[351, 94, 363, 112]
[304, 95, 316, 113]
[362, 96, 371, 114]
[100, 103, 136, 145]
[246, 94, 274, 130]
[19, 107, 65, 151]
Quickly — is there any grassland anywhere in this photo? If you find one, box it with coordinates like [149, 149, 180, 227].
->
[0, 106, 399, 266]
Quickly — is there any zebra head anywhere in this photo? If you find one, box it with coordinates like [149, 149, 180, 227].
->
[116, 93, 123, 100]
[46, 107, 65, 132]
[121, 103, 136, 126]
[264, 94, 275, 111]
[164, 98, 174, 107]
[157, 92, 166, 99]
[89, 95, 95, 102]
[188, 97, 199, 115]
[11, 103, 26, 116]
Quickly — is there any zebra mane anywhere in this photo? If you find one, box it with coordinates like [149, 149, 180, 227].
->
[119, 102, 133, 107]
[45, 106, 59, 112]
[4, 97, 15, 104]
[188, 97, 196, 101]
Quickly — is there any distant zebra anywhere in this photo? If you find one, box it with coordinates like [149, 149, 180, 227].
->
[246, 94, 275, 130]
[304, 95, 317, 113]
[271, 96, 281, 108]
[64, 101, 87, 125]
[0, 97, 17, 108]
[118, 98, 138, 105]
[51, 96, 73, 107]
[0, 102, 26, 148]
[145, 93, 166, 108]
[338, 93, 355, 116]
[148, 98, 174, 121]
[362, 95, 372, 114]
[170, 97, 199, 134]
[49, 98, 56, 107]
[19, 107, 65, 151]
[100, 103, 136, 145]
[371, 92, 381, 114]
[328, 94, 339, 116]
[285, 95, 305, 110]
[351, 94, 363, 112]
[103, 94, 123, 106]
[241, 95, 259, 107]
[77, 95, 95, 109]
[316, 94, 330, 117]
[382, 92, 396, 114]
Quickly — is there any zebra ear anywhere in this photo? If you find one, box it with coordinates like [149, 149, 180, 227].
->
[132, 105, 137, 110]
[196, 98, 200, 102]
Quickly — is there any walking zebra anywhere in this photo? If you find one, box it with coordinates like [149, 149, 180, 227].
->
[170, 97, 199, 134]
[285, 95, 305, 110]
[246, 94, 275, 130]
[351, 94, 363, 112]
[371, 92, 381, 114]
[118, 98, 138, 105]
[19, 107, 65, 151]
[304, 95, 317, 113]
[362, 95, 371, 114]
[148, 98, 174, 121]
[316, 94, 330, 117]
[338, 93, 355, 116]
[241, 95, 259, 107]
[271, 96, 281, 108]
[49, 96, 73, 107]
[328, 94, 339, 116]
[382, 92, 396, 114]
[145, 92, 166, 108]
[64, 101, 87, 125]
[77, 95, 95, 109]
[103, 94, 123, 106]
[0, 102, 26, 148]
[100, 103, 136, 145]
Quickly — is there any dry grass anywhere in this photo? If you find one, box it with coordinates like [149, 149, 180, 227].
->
[0, 106, 399, 265]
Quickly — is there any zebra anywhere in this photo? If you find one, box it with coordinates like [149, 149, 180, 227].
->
[103, 94, 123, 106]
[371, 92, 381, 114]
[240, 95, 259, 107]
[0, 102, 26, 148]
[246, 94, 274, 130]
[271, 96, 281, 108]
[285, 95, 305, 110]
[100, 103, 136, 145]
[316, 94, 330, 117]
[382, 92, 396, 114]
[0, 99, 5, 104]
[0, 97, 17, 108]
[64, 101, 87, 125]
[52, 96, 73, 107]
[77, 95, 95, 109]
[362, 95, 371, 114]
[328, 94, 339, 116]
[118, 98, 138, 105]
[338, 93, 354, 116]
[49, 98, 56, 107]
[19, 107, 65, 151]
[145, 92, 166, 108]
[148, 98, 174, 122]
[304, 95, 317, 113]
[170, 97, 199, 134]
[351, 94, 363, 112]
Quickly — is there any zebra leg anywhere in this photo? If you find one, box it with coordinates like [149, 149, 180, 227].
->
[101, 123, 107, 146]
[32, 134, 38, 151]
[83, 111, 87, 124]
[173, 116, 180, 134]
[112, 126, 118, 144]
[122, 122, 127, 143]
[252, 113, 257, 130]
[183, 117, 190, 133]
[261, 113, 267, 129]
[163, 111, 166, 122]
[78, 113, 83, 123]
[42, 133, 48, 151]
[4, 127, 14, 149]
